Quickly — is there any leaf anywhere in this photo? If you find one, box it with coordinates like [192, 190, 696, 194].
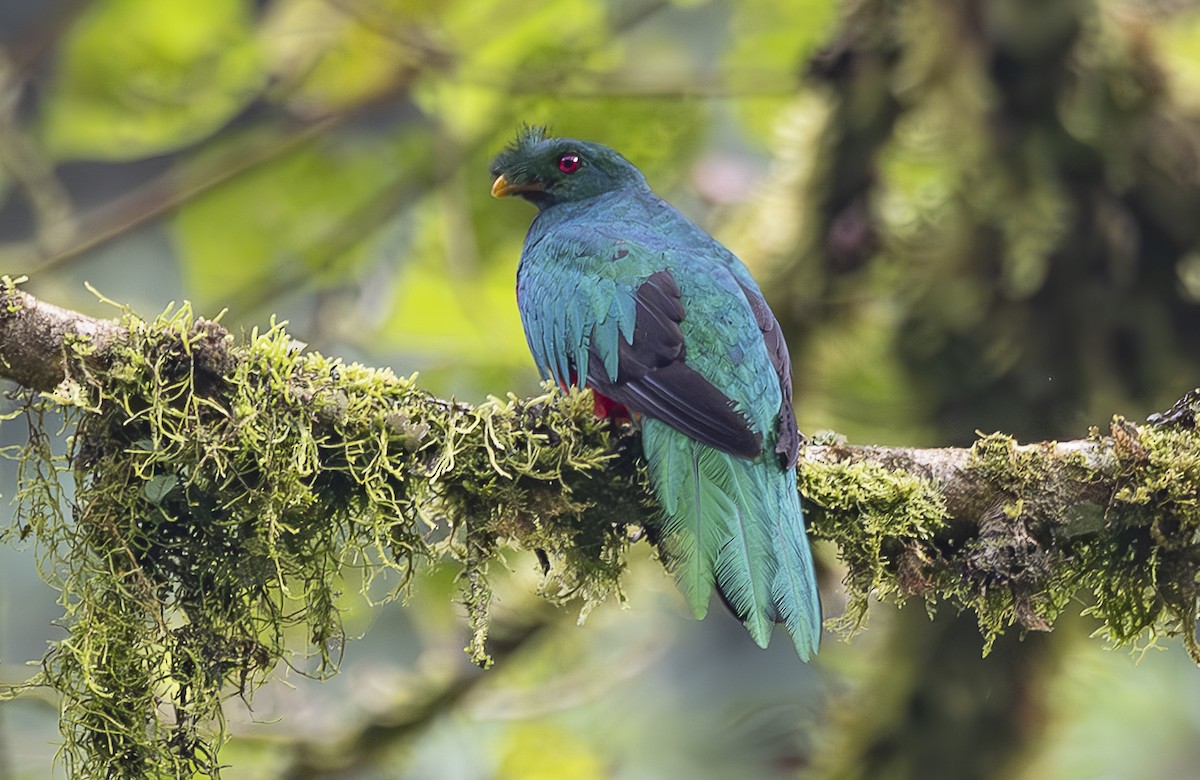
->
[142, 474, 178, 505]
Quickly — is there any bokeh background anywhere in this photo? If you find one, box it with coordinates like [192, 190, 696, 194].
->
[4, 0, 1200, 777]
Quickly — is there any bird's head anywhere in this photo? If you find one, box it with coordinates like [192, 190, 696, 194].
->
[489, 126, 648, 210]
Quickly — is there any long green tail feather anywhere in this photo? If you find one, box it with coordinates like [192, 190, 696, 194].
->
[643, 420, 819, 652]
[708, 447, 776, 647]
[770, 473, 821, 659]
[642, 420, 722, 618]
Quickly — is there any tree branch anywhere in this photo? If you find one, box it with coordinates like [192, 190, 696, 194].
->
[0, 277, 122, 393]
[2, 277, 1199, 638]
[3, 277, 1200, 772]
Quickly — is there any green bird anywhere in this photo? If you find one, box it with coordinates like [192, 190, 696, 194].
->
[490, 127, 820, 658]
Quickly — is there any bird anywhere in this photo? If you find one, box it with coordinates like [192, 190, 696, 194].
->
[489, 126, 820, 658]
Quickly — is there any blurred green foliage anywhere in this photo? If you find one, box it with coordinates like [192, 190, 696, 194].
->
[45, 0, 264, 159]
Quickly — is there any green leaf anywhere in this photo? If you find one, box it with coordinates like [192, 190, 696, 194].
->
[142, 474, 177, 505]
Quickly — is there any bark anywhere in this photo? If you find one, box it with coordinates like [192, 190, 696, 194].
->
[0, 281, 121, 394]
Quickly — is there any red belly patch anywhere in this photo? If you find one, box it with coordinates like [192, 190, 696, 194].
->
[559, 373, 633, 424]
[591, 390, 631, 422]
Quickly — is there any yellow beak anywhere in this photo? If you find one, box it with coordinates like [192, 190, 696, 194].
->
[491, 174, 544, 198]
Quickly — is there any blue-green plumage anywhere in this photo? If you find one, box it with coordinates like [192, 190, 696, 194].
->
[491, 127, 820, 658]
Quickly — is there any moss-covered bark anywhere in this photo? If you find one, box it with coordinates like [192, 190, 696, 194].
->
[4, 282, 1200, 775]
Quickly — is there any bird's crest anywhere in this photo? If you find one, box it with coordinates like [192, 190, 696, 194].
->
[511, 124, 548, 151]
[491, 125, 549, 174]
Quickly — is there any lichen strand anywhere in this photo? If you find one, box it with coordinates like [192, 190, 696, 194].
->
[798, 453, 948, 634]
[439, 389, 643, 665]
[7, 303, 635, 777]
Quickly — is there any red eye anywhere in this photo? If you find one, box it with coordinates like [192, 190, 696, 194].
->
[558, 153, 581, 174]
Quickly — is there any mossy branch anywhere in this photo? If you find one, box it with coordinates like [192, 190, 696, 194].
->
[4, 278, 1200, 775]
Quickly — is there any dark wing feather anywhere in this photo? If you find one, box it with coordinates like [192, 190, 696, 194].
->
[586, 270, 763, 459]
[736, 280, 799, 469]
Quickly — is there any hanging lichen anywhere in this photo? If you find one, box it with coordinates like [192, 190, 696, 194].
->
[1, 301, 639, 778]
[7, 286, 1200, 775]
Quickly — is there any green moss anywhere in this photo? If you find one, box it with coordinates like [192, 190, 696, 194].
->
[439, 388, 643, 664]
[799, 454, 947, 634]
[960, 423, 1200, 658]
[1097, 418, 1200, 660]
[11, 286, 1200, 774]
[957, 433, 1080, 650]
[1, 274, 26, 315]
[969, 432, 1040, 486]
[800, 423, 1200, 661]
[3, 302, 637, 777]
